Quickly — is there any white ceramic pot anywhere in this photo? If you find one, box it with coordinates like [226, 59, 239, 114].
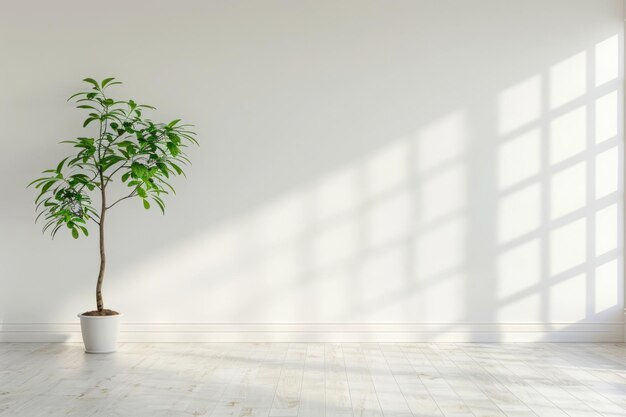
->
[77, 313, 122, 353]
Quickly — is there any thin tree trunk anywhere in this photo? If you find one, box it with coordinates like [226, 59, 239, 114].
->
[96, 172, 106, 311]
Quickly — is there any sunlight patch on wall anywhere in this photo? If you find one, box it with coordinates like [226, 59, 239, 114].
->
[112, 107, 477, 322]
[595, 35, 619, 87]
[262, 246, 305, 287]
[549, 106, 586, 164]
[411, 110, 469, 323]
[416, 111, 467, 173]
[595, 146, 619, 199]
[366, 141, 409, 197]
[254, 191, 307, 247]
[358, 246, 407, 308]
[549, 52, 586, 109]
[497, 239, 541, 299]
[420, 164, 466, 224]
[549, 218, 586, 276]
[264, 285, 304, 321]
[550, 161, 586, 220]
[497, 183, 540, 243]
[497, 76, 541, 135]
[313, 167, 359, 222]
[595, 203, 618, 256]
[313, 268, 351, 321]
[420, 273, 466, 322]
[493, 31, 623, 326]
[132, 224, 244, 282]
[365, 191, 411, 248]
[595, 259, 618, 314]
[549, 273, 586, 322]
[595, 90, 618, 143]
[497, 129, 541, 190]
[497, 293, 541, 322]
[415, 217, 466, 278]
[313, 217, 358, 269]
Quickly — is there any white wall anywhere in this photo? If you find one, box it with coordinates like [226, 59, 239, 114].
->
[0, 0, 623, 342]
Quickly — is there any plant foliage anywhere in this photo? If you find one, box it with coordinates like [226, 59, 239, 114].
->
[29, 78, 198, 239]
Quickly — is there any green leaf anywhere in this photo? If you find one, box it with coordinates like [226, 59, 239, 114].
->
[143, 199, 150, 210]
[157, 177, 176, 194]
[152, 196, 165, 214]
[27, 177, 48, 188]
[40, 180, 56, 194]
[136, 187, 147, 198]
[101, 77, 115, 88]
[79, 226, 89, 236]
[156, 162, 169, 178]
[83, 117, 97, 128]
[56, 157, 69, 174]
[51, 224, 64, 239]
[71, 228, 79, 239]
[167, 119, 181, 128]
[166, 142, 179, 157]
[131, 162, 146, 178]
[168, 161, 184, 176]
[67, 92, 88, 102]
[83, 78, 100, 90]
[100, 155, 126, 170]
[76, 105, 98, 110]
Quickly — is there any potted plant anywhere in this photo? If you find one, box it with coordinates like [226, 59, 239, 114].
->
[29, 78, 198, 353]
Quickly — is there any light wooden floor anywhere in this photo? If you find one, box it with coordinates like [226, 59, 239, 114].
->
[1, 343, 625, 417]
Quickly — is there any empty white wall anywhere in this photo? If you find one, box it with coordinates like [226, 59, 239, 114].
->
[0, 0, 623, 341]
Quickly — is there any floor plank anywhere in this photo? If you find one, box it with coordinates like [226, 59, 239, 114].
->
[0, 343, 624, 416]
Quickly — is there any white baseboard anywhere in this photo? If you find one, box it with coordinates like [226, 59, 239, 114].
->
[0, 322, 623, 342]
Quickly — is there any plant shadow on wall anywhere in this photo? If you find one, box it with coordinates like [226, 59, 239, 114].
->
[103, 32, 624, 340]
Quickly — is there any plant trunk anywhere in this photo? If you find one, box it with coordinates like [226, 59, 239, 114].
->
[96, 173, 106, 312]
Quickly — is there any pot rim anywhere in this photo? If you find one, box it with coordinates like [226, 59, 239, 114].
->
[77, 313, 123, 319]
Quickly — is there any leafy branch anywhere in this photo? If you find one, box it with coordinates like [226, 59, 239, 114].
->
[29, 77, 198, 239]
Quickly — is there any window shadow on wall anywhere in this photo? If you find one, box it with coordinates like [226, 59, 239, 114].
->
[94, 33, 625, 342]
